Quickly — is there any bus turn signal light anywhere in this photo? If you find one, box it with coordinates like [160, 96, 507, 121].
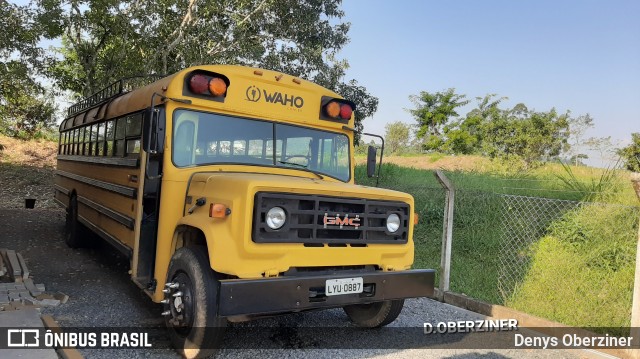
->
[210, 203, 230, 218]
[325, 101, 341, 118]
[414, 212, 419, 225]
[208, 77, 227, 96]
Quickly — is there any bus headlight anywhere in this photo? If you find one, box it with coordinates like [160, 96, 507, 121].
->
[266, 207, 286, 229]
[386, 213, 400, 233]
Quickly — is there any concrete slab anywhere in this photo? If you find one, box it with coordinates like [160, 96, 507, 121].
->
[0, 309, 58, 359]
[23, 279, 41, 297]
[5, 250, 22, 281]
[16, 253, 29, 280]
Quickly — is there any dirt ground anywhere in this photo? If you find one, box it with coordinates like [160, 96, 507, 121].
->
[0, 208, 177, 358]
[0, 135, 57, 209]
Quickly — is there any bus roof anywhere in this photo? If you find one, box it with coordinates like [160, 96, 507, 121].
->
[60, 65, 345, 132]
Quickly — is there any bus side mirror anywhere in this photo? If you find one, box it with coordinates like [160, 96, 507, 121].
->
[143, 108, 162, 154]
[367, 146, 377, 177]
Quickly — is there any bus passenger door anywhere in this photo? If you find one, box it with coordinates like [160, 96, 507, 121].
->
[133, 107, 165, 292]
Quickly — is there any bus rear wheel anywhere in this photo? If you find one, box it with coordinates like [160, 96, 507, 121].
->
[343, 299, 405, 328]
[65, 195, 86, 248]
[164, 247, 227, 359]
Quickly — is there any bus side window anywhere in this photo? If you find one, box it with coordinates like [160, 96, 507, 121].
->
[207, 141, 218, 156]
[233, 140, 246, 156]
[126, 114, 142, 156]
[79, 127, 87, 156]
[115, 117, 126, 156]
[98, 122, 107, 155]
[248, 139, 263, 159]
[91, 124, 98, 156]
[75, 128, 80, 155]
[174, 121, 195, 166]
[105, 120, 115, 156]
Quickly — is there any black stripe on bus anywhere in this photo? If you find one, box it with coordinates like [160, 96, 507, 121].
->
[55, 170, 137, 198]
[78, 195, 135, 229]
[78, 215, 132, 259]
[57, 155, 139, 168]
[54, 184, 70, 195]
[53, 197, 66, 209]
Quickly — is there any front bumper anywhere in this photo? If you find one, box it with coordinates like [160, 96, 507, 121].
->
[217, 269, 435, 317]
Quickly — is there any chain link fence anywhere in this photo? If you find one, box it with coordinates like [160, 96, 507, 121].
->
[373, 174, 639, 332]
[496, 195, 639, 332]
[497, 194, 582, 300]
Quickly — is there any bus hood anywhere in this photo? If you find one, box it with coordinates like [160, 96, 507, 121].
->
[187, 172, 413, 205]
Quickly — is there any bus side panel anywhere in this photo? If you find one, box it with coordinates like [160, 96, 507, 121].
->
[57, 160, 140, 187]
[78, 202, 135, 248]
[54, 176, 137, 219]
[55, 159, 141, 252]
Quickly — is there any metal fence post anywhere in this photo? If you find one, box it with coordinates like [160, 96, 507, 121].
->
[434, 170, 454, 301]
[631, 174, 640, 359]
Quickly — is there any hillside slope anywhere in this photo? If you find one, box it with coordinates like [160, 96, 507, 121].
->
[0, 135, 57, 208]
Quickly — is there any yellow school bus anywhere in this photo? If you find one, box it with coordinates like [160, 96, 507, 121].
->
[54, 65, 434, 357]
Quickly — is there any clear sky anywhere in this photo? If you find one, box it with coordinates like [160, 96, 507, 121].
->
[339, 0, 640, 165]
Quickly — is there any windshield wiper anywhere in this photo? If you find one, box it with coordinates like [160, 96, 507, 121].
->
[278, 160, 306, 168]
[277, 161, 324, 179]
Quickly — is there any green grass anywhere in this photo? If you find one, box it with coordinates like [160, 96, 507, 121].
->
[507, 203, 638, 335]
[355, 161, 639, 330]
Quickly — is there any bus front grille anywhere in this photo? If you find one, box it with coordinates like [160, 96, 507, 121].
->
[252, 192, 409, 245]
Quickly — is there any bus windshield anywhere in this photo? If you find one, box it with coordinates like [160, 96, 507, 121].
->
[172, 109, 351, 181]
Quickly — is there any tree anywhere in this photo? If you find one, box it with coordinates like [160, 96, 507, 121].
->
[0, 1, 57, 139]
[481, 104, 570, 167]
[441, 94, 506, 154]
[585, 136, 617, 164]
[617, 133, 640, 172]
[336, 79, 378, 143]
[408, 88, 469, 151]
[569, 154, 588, 166]
[566, 114, 594, 165]
[384, 121, 410, 154]
[38, 0, 378, 134]
[0, 62, 56, 139]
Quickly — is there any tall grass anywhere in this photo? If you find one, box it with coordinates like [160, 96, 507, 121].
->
[507, 203, 638, 335]
[554, 160, 623, 201]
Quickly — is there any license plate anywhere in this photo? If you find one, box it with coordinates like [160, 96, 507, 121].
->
[325, 277, 363, 296]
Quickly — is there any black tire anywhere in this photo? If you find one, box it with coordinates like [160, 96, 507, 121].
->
[65, 195, 85, 248]
[165, 247, 227, 359]
[343, 299, 405, 328]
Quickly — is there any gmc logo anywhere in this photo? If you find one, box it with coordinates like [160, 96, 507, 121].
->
[323, 213, 361, 229]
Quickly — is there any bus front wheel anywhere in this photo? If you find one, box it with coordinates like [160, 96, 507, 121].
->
[164, 247, 227, 359]
[343, 299, 405, 328]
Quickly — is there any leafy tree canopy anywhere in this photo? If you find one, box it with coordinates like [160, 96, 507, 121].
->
[617, 133, 640, 172]
[384, 121, 410, 154]
[408, 90, 577, 168]
[36, 0, 377, 139]
[1, 0, 57, 139]
[408, 88, 469, 142]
